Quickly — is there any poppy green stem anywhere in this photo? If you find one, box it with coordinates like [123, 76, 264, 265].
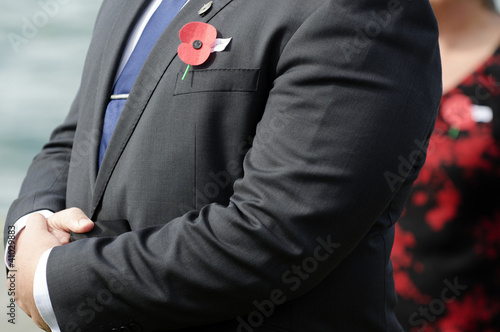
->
[448, 127, 460, 139]
[182, 65, 190, 81]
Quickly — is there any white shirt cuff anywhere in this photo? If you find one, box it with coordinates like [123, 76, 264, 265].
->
[34, 248, 61, 332]
[4, 210, 54, 268]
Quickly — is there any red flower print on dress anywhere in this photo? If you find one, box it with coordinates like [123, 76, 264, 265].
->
[424, 177, 460, 231]
[441, 94, 475, 132]
[392, 225, 432, 304]
[433, 286, 500, 332]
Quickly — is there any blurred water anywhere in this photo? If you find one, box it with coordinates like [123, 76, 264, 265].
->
[0, 1, 101, 331]
[0, 0, 101, 220]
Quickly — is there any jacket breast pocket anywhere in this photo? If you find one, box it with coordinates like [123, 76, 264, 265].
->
[173, 68, 260, 95]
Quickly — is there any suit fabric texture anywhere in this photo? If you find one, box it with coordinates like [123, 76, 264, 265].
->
[4, 0, 442, 331]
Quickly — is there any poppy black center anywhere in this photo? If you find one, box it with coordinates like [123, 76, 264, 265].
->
[193, 40, 203, 49]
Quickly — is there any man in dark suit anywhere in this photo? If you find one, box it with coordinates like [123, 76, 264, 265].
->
[5, 0, 441, 331]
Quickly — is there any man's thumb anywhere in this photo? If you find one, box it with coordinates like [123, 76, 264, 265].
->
[71, 218, 94, 234]
[48, 208, 94, 233]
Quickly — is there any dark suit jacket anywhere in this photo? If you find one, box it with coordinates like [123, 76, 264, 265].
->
[4, 0, 441, 331]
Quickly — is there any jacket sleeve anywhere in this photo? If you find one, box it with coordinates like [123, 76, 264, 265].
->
[45, 0, 442, 330]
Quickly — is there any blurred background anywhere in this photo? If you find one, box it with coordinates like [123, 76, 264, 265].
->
[0, 1, 101, 330]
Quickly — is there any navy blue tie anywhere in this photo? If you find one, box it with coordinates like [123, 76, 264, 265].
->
[99, 0, 187, 167]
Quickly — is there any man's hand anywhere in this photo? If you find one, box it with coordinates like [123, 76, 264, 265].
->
[47, 207, 94, 244]
[10, 208, 94, 331]
[13, 213, 62, 331]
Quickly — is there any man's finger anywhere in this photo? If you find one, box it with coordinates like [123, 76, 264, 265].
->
[47, 207, 94, 234]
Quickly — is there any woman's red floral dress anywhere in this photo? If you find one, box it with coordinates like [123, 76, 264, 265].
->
[392, 48, 500, 332]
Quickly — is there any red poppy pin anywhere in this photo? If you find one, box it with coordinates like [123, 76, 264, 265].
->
[178, 22, 231, 80]
[441, 94, 475, 139]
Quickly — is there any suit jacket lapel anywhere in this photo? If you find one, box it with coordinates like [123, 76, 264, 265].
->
[90, 0, 233, 217]
[88, 0, 151, 193]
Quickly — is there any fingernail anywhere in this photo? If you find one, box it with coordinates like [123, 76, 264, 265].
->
[78, 218, 92, 225]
